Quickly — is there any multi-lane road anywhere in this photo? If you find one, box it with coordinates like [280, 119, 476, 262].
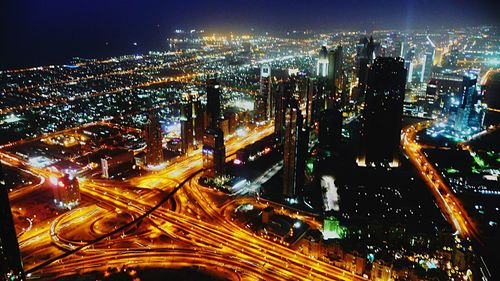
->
[5, 121, 366, 281]
[401, 121, 480, 241]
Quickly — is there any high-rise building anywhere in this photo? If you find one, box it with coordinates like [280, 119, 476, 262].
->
[53, 173, 81, 209]
[404, 47, 415, 83]
[206, 78, 222, 128]
[420, 36, 435, 83]
[358, 57, 406, 167]
[193, 97, 205, 146]
[144, 112, 164, 166]
[356, 36, 375, 93]
[455, 73, 484, 133]
[327, 46, 343, 106]
[282, 99, 307, 199]
[0, 164, 26, 280]
[202, 127, 226, 178]
[319, 107, 343, 152]
[313, 78, 328, 120]
[317, 46, 329, 77]
[180, 97, 194, 153]
[443, 45, 460, 69]
[425, 79, 438, 115]
[255, 64, 273, 122]
[274, 81, 293, 145]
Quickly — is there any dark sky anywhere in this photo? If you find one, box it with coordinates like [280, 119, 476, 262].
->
[0, 0, 497, 70]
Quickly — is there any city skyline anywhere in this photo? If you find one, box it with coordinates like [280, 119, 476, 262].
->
[1, 3, 499, 281]
[1, 0, 498, 69]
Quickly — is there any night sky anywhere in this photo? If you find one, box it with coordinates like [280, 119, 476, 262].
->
[0, 0, 497, 70]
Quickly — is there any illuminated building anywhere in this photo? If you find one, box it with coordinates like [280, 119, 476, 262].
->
[322, 216, 347, 239]
[274, 81, 293, 145]
[358, 57, 406, 167]
[443, 45, 459, 69]
[370, 260, 393, 281]
[180, 97, 195, 153]
[192, 97, 205, 146]
[327, 45, 343, 106]
[343, 252, 366, 276]
[282, 98, 307, 199]
[420, 36, 435, 83]
[0, 164, 26, 281]
[220, 119, 229, 137]
[318, 107, 342, 153]
[225, 111, 238, 135]
[455, 73, 484, 133]
[317, 46, 329, 77]
[101, 150, 135, 179]
[482, 71, 500, 127]
[255, 64, 273, 122]
[144, 112, 164, 166]
[313, 78, 328, 121]
[202, 127, 225, 178]
[356, 36, 375, 92]
[424, 79, 438, 115]
[403, 47, 415, 83]
[53, 173, 81, 209]
[206, 78, 222, 128]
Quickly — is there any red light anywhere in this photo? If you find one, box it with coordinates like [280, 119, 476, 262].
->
[58, 181, 65, 188]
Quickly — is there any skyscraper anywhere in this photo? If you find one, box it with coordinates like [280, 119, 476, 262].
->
[404, 47, 415, 83]
[282, 98, 307, 199]
[356, 36, 375, 93]
[0, 163, 26, 281]
[327, 46, 343, 107]
[202, 127, 226, 178]
[255, 64, 273, 122]
[420, 36, 435, 83]
[358, 57, 406, 167]
[206, 78, 222, 128]
[274, 81, 293, 145]
[144, 112, 164, 166]
[319, 107, 343, 153]
[425, 79, 438, 115]
[317, 46, 329, 77]
[180, 97, 194, 153]
[455, 73, 483, 133]
[193, 96, 205, 146]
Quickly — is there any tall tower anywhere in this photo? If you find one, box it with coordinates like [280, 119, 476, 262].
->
[455, 73, 481, 133]
[319, 107, 343, 153]
[193, 96, 204, 146]
[282, 99, 307, 199]
[0, 163, 26, 280]
[420, 36, 435, 83]
[356, 36, 370, 93]
[144, 112, 164, 166]
[327, 45, 343, 107]
[274, 81, 293, 145]
[206, 78, 222, 128]
[317, 46, 329, 77]
[255, 64, 273, 122]
[180, 96, 194, 154]
[358, 57, 406, 167]
[202, 127, 226, 178]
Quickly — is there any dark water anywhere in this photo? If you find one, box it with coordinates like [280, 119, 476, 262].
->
[0, 33, 172, 70]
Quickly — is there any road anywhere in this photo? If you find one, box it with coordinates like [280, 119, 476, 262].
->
[6, 121, 366, 281]
[401, 121, 480, 241]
